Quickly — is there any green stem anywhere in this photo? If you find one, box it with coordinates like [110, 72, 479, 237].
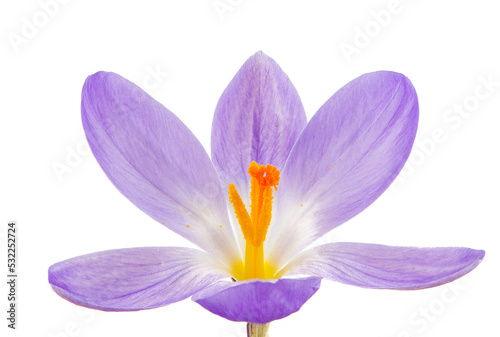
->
[247, 323, 270, 337]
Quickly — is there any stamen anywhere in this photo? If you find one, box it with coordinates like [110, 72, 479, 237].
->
[228, 183, 253, 242]
[255, 186, 273, 246]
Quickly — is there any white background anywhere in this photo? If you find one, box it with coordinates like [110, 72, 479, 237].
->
[1, 0, 499, 336]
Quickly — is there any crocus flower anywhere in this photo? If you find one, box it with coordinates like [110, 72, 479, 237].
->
[48, 51, 484, 336]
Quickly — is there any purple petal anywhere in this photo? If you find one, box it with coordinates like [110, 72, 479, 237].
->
[211, 52, 307, 250]
[266, 71, 418, 269]
[193, 277, 321, 323]
[82, 72, 240, 265]
[49, 247, 229, 311]
[280, 242, 484, 289]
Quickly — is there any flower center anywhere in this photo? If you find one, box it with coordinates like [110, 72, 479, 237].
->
[228, 161, 280, 280]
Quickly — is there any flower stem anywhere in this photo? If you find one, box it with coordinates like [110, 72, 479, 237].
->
[247, 323, 270, 337]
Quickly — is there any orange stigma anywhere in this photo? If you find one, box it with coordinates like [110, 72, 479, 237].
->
[228, 161, 280, 280]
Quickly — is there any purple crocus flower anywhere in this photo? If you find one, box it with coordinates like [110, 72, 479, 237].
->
[49, 51, 484, 336]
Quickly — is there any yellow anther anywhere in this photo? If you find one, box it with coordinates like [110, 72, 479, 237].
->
[228, 183, 253, 242]
[255, 186, 273, 246]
